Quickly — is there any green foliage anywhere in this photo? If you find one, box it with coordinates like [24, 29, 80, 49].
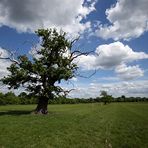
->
[0, 90, 148, 105]
[1, 28, 78, 100]
[100, 90, 113, 105]
[0, 92, 5, 105]
[0, 91, 37, 105]
[18, 92, 37, 104]
[4, 92, 19, 104]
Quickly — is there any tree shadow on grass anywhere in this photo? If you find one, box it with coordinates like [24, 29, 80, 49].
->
[0, 110, 32, 116]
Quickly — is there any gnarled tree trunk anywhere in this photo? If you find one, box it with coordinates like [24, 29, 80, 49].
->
[34, 97, 49, 114]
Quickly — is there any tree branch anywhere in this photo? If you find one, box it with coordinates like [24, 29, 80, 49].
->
[0, 49, 19, 64]
[70, 50, 94, 62]
[55, 86, 75, 97]
[76, 69, 97, 78]
[69, 36, 80, 50]
[62, 89, 75, 97]
[73, 50, 101, 78]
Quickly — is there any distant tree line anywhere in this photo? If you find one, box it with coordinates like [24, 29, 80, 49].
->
[0, 92, 37, 105]
[0, 91, 148, 105]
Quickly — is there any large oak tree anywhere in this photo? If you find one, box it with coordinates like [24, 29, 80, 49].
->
[0, 28, 88, 114]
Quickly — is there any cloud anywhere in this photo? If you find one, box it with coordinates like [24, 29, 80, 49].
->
[77, 42, 148, 80]
[0, 47, 11, 79]
[69, 80, 148, 98]
[76, 54, 96, 70]
[0, 48, 15, 94]
[70, 77, 78, 82]
[0, 47, 147, 97]
[0, 0, 96, 36]
[96, 0, 148, 40]
[115, 64, 144, 80]
[98, 77, 119, 81]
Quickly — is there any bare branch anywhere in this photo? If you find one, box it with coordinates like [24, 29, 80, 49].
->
[69, 36, 80, 50]
[55, 85, 75, 97]
[0, 56, 19, 64]
[67, 79, 75, 88]
[70, 50, 94, 62]
[96, 51, 101, 57]
[62, 89, 75, 97]
[73, 50, 101, 78]
[76, 69, 97, 78]
[0, 49, 19, 64]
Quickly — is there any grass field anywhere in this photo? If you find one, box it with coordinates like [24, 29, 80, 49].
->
[0, 103, 148, 148]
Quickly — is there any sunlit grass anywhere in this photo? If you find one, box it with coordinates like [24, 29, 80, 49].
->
[0, 103, 148, 148]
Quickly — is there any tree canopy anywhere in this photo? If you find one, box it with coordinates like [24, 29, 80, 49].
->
[0, 28, 83, 114]
[100, 90, 112, 105]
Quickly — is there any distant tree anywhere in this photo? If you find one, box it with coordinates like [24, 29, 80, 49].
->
[0, 28, 90, 114]
[18, 92, 28, 98]
[121, 95, 126, 102]
[4, 91, 20, 104]
[95, 97, 101, 102]
[100, 90, 112, 105]
[0, 92, 5, 105]
[18, 92, 32, 104]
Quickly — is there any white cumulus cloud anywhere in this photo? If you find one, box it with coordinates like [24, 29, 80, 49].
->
[0, 0, 96, 36]
[0, 47, 11, 79]
[96, 0, 148, 40]
[77, 42, 148, 80]
[115, 64, 144, 80]
[69, 80, 148, 98]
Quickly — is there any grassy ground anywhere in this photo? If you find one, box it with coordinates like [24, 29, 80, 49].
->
[0, 103, 147, 148]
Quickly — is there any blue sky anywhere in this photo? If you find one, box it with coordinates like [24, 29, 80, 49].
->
[0, 0, 148, 98]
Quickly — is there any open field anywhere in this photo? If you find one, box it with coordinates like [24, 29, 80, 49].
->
[0, 103, 148, 148]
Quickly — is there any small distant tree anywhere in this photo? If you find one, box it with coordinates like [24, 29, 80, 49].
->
[121, 95, 126, 102]
[18, 92, 28, 98]
[100, 90, 112, 105]
[0, 28, 90, 114]
[4, 91, 20, 104]
[18, 92, 34, 104]
[0, 92, 5, 105]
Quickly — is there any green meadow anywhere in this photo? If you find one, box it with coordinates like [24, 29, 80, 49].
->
[0, 103, 148, 148]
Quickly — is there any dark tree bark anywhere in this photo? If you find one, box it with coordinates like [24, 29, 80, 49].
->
[34, 97, 49, 114]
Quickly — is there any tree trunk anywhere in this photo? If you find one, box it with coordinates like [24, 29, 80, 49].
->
[34, 97, 49, 114]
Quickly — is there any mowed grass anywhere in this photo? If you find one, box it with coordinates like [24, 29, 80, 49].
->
[0, 103, 148, 148]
